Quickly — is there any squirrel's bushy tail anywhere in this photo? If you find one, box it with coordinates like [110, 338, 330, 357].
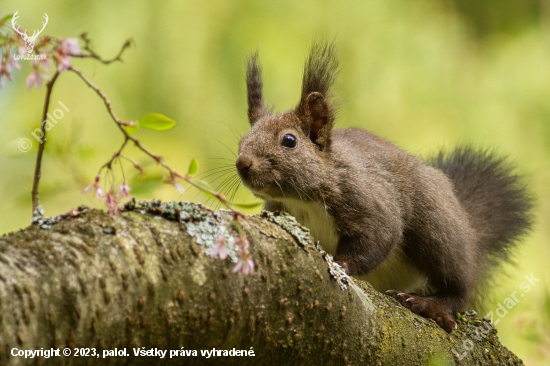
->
[430, 147, 533, 263]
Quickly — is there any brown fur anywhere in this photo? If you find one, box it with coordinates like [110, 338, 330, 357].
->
[236, 41, 533, 333]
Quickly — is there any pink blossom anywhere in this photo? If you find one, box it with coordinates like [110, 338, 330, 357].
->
[26, 70, 44, 89]
[6, 56, 21, 74]
[232, 253, 255, 275]
[32, 55, 50, 72]
[211, 236, 229, 260]
[163, 177, 185, 193]
[53, 38, 81, 72]
[81, 184, 93, 194]
[61, 38, 81, 56]
[0, 56, 21, 85]
[81, 177, 104, 200]
[232, 234, 254, 274]
[55, 53, 72, 72]
[118, 183, 131, 198]
[105, 190, 120, 216]
[96, 186, 104, 200]
[174, 183, 185, 194]
[18, 44, 27, 56]
[133, 162, 144, 175]
[234, 236, 250, 252]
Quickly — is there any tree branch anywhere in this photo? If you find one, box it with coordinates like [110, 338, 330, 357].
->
[0, 201, 524, 365]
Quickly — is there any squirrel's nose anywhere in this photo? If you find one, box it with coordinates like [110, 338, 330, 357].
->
[236, 155, 253, 173]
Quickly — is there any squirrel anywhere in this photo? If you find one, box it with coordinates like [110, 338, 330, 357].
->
[235, 41, 533, 333]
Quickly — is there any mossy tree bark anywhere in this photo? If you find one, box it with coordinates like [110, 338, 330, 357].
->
[0, 201, 523, 365]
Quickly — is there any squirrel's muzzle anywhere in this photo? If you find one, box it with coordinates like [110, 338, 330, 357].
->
[236, 155, 254, 178]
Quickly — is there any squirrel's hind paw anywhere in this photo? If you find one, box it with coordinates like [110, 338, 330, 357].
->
[386, 290, 457, 333]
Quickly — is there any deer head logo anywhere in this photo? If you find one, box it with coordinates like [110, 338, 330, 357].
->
[11, 11, 49, 54]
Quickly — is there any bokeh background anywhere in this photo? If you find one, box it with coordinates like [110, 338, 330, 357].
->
[1, 0, 549, 363]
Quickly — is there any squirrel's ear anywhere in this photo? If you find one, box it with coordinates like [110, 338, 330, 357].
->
[296, 91, 334, 150]
[246, 52, 267, 125]
[295, 41, 338, 150]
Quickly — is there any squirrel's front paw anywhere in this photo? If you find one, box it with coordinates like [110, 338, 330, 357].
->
[386, 290, 457, 333]
[335, 260, 350, 274]
[333, 255, 357, 275]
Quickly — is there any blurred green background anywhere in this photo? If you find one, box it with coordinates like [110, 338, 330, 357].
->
[1, 0, 549, 363]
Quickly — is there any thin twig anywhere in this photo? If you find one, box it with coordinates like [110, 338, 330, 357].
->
[30, 37, 131, 216]
[98, 136, 129, 173]
[31, 70, 60, 214]
[68, 67, 126, 125]
[68, 66, 244, 217]
[72, 34, 132, 65]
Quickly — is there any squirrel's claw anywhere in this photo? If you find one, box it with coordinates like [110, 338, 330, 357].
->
[386, 290, 457, 333]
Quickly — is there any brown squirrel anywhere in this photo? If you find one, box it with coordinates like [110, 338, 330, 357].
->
[235, 42, 533, 333]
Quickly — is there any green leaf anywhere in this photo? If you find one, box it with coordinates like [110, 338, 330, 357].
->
[0, 14, 13, 26]
[137, 113, 177, 131]
[191, 179, 217, 200]
[124, 124, 139, 134]
[193, 180, 213, 192]
[188, 158, 198, 175]
[231, 201, 264, 209]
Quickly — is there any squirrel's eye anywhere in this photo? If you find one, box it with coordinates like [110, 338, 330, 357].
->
[281, 134, 297, 149]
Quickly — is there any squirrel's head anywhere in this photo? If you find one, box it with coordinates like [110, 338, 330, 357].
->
[236, 42, 338, 201]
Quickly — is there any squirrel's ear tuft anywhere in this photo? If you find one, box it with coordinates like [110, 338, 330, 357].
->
[300, 41, 338, 99]
[296, 41, 338, 150]
[246, 52, 268, 125]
